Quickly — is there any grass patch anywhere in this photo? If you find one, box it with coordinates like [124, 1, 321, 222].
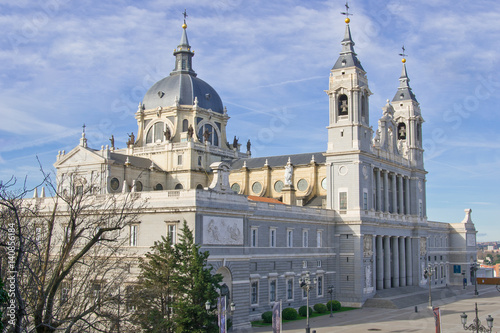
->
[251, 307, 358, 327]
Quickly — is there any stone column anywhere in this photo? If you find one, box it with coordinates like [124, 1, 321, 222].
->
[281, 184, 296, 205]
[399, 237, 406, 286]
[376, 169, 382, 211]
[392, 237, 400, 287]
[384, 171, 389, 212]
[384, 236, 391, 288]
[405, 177, 410, 215]
[376, 236, 384, 290]
[392, 173, 397, 214]
[406, 237, 413, 286]
[398, 176, 404, 215]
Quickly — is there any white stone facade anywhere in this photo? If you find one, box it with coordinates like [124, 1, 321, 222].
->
[48, 20, 478, 330]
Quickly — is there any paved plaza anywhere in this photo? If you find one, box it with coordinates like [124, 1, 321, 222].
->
[238, 285, 500, 333]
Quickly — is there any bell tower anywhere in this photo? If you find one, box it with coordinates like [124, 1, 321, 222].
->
[326, 14, 373, 155]
[325, 6, 373, 211]
[392, 55, 425, 169]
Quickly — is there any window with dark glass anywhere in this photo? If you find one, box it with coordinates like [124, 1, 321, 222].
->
[287, 279, 293, 300]
[339, 192, 347, 210]
[251, 281, 258, 304]
[269, 280, 276, 302]
[361, 95, 366, 118]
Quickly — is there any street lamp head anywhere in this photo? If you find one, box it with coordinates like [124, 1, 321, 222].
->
[205, 300, 211, 312]
[461, 312, 467, 326]
[486, 315, 494, 329]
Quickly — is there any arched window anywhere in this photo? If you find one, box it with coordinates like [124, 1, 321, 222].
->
[182, 119, 189, 132]
[417, 123, 422, 142]
[154, 184, 163, 191]
[146, 122, 166, 144]
[197, 123, 219, 146]
[338, 94, 348, 116]
[175, 183, 183, 190]
[397, 123, 407, 140]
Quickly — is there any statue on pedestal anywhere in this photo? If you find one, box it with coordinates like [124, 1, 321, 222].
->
[284, 158, 293, 186]
[127, 132, 135, 146]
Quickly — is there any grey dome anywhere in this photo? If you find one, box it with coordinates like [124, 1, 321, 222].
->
[142, 74, 224, 113]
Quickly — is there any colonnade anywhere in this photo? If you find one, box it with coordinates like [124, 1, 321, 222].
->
[373, 168, 410, 215]
[375, 235, 415, 290]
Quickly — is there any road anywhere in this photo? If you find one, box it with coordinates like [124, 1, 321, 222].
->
[236, 285, 500, 332]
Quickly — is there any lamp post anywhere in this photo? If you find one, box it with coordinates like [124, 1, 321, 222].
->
[299, 271, 316, 333]
[205, 298, 236, 332]
[327, 285, 334, 317]
[460, 302, 494, 333]
[424, 264, 433, 309]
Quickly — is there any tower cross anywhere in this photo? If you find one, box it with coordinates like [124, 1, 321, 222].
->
[182, 9, 188, 23]
[82, 123, 86, 134]
[399, 46, 408, 59]
[341, 1, 353, 19]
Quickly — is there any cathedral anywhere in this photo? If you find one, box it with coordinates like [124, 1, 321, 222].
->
[50, 13, 478, 329]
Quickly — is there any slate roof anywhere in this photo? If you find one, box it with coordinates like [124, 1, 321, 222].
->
[228, 152, 325, 170]
[141, 24, 224, 113]
[110, 152, 155, 170]
[392, 63, 418, 103]
[332, 24, 364, 71]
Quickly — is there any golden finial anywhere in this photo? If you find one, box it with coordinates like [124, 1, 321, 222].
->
[341, 1, 352, 24]
[399, 45, 408, 64]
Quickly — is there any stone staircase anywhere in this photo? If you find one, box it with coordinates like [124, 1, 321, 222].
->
[363, 285, 469, 309]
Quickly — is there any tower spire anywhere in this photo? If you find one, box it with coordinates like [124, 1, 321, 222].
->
[171, 9, 196, 76]
[392, 46, 417, 102]
[333, 2, 363, 71]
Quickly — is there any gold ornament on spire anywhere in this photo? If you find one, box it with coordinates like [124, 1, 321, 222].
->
[341, 1, 352, 24]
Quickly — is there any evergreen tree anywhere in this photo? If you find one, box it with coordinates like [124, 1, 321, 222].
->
[132, 221, 222, 332]
[0, 278, 8, 331]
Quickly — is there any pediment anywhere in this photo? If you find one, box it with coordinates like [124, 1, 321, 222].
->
[54, 146, 106, 168]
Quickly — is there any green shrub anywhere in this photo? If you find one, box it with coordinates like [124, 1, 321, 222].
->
[261, 311, 273, 323]
[327, 300, 341, 311]
[313, 303, 327, 313]
[282, 307, 298, 320]
[298, 305, 313, 317]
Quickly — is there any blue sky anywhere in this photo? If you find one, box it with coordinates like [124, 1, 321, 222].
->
[1, 0, 499, 241]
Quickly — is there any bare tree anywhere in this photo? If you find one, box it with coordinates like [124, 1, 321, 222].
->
[0, 171, 145, 333]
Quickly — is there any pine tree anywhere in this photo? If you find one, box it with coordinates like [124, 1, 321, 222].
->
[0, 278, 8, 331]
[132, 221, 222, 332]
